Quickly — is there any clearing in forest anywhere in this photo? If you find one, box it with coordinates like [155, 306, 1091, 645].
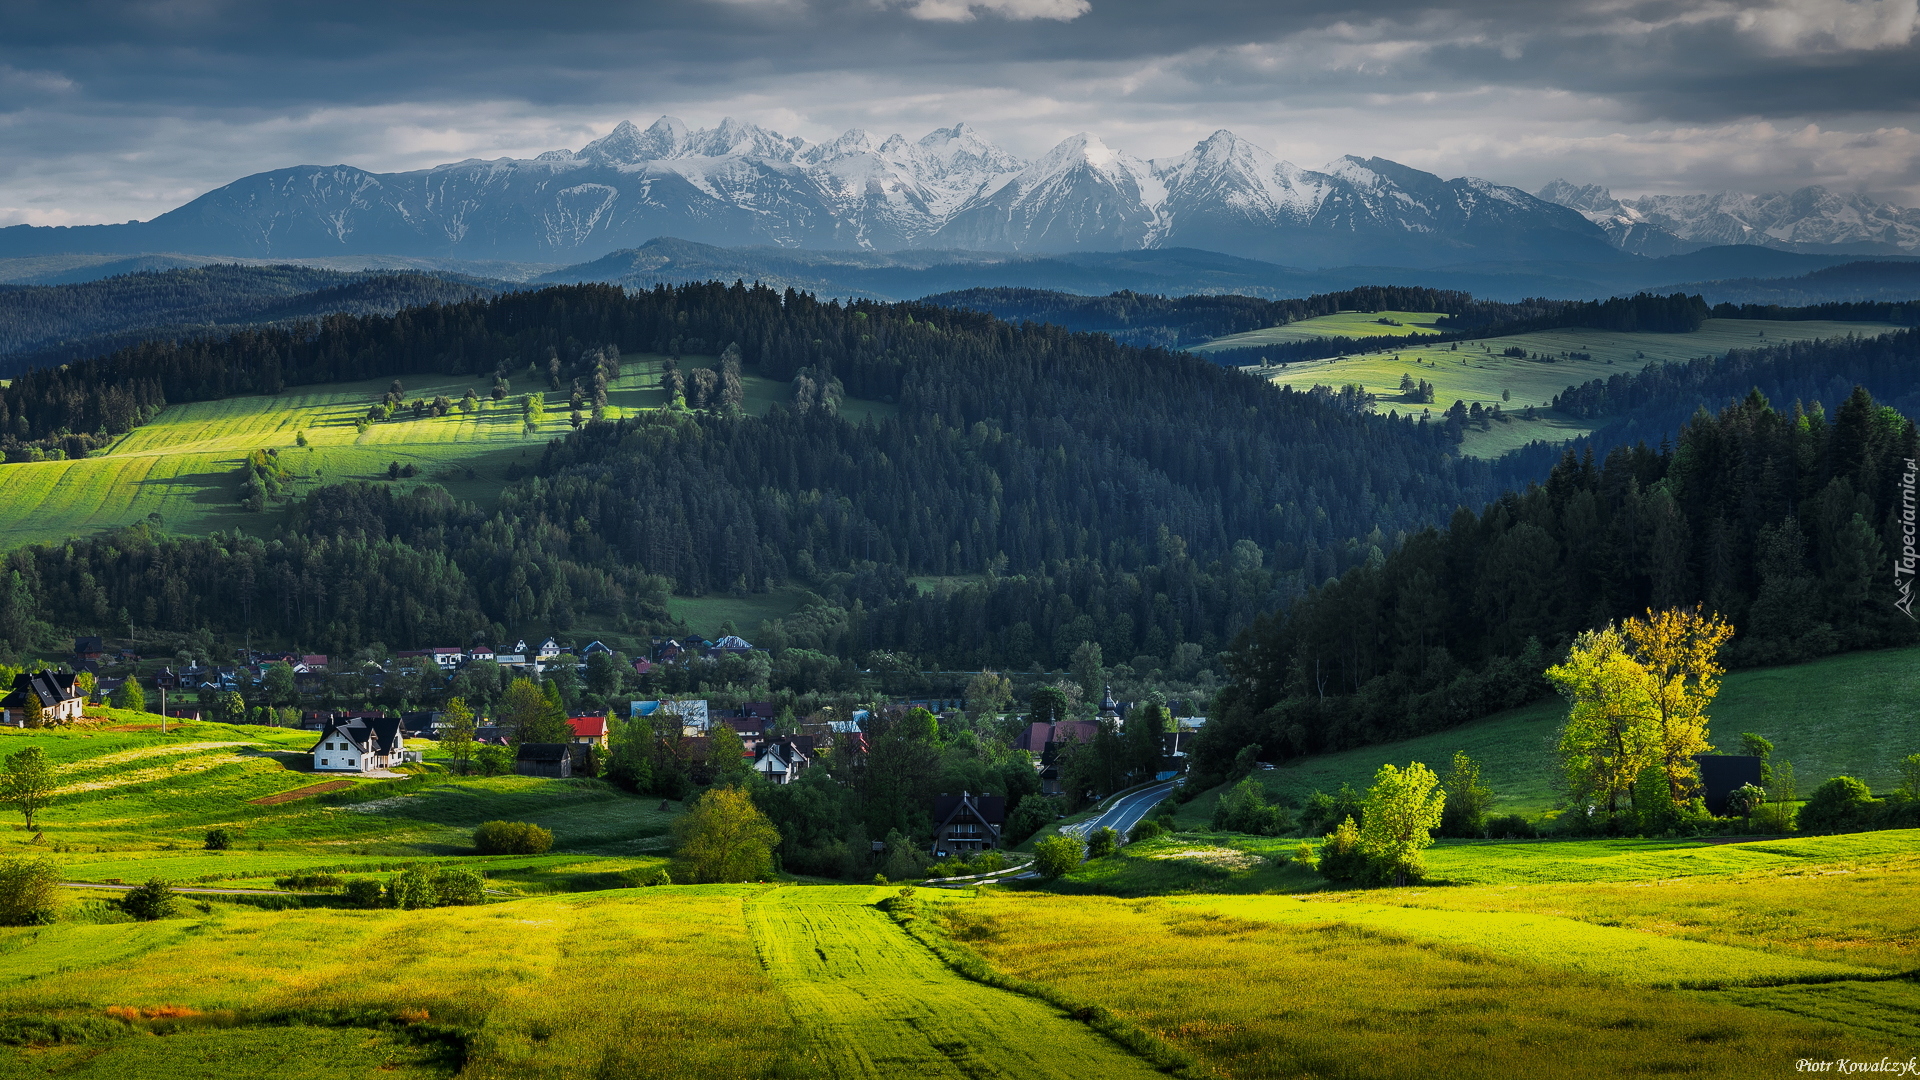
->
[1222, 318, 1904, 458]
[745, 886, 1164, 1080]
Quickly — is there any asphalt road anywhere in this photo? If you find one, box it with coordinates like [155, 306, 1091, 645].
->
[1064, 779, 1181, 843]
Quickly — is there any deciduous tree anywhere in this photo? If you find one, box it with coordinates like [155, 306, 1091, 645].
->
[674, 787, 780, 883]
[441, 696, 476, 775]
[1623, 606, 1734, 804]
[1546, 626, 1660, 818]
[0, 748, 56, 830]
[1358, 761, 1445, 887]
[500, 677, 566, 745]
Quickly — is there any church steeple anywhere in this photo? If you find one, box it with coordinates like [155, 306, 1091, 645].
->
[1098, 685, 1120, 719]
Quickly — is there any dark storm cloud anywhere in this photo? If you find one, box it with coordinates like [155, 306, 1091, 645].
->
[1, 0, 1916, 222]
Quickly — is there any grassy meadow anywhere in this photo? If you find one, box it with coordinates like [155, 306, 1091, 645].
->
[950, 876, 1913, 1080]
[0, 352, 897, 552]
[1197, 309, 1448, 347]
[1208, 318, 1905, 458]
[1173, 643, 1920, 830]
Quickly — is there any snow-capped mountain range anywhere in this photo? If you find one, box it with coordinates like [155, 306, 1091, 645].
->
[1536, 180, 1920, 257]
[3, 116, 1911, 268]
[0, 118, 1618, 268]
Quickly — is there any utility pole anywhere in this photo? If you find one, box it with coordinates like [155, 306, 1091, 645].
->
[160, 687, 167, 735]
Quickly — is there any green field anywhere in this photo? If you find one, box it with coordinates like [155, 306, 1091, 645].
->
[1196, 309, 1448, 348]
[1174, 643, 1920, 830]
[956, 879, 1913, 1079]
[747, 886, 1165, 1079]
[1223, 319, 1904, 458]
[666, 586, 817, 640]
[0, 353, 896, 552]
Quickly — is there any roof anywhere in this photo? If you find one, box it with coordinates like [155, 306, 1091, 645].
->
[567, 716, 609, 739]
[1017, 720, 1099, 753]
[932, 792, 1007, 830]
[582, 640, 613, 655]
[1, 671, 81, 710]
[631, 699, 709, 727]
[516, 743, 572, 763]
[74, 637, 104, 653]
[309, 715, 404, 755]
[712, 635, 753, 650]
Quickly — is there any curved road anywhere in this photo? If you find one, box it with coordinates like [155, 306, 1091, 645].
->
[1063, 779, 1181, 843]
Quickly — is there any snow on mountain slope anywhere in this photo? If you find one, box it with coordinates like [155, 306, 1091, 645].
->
[0, 117, 1617, 266]
[1537, 180, 1920, 255]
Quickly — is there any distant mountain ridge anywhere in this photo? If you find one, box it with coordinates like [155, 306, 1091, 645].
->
[1537, 179, 1920, 257]
[0, 118, 1620, 269]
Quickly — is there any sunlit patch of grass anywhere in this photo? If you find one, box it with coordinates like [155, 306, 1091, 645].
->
[962, 892, 1903, 1080]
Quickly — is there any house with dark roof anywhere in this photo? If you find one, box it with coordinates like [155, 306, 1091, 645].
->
[751, 736, 815, 785]
[1016, 719, 1098, 754]
[73, 637, 105, 664]
[931, 791, 1005, 855]
[1, 672, 85, 727]
[516, 743, 573, 778]
[309, 716, 408, 773]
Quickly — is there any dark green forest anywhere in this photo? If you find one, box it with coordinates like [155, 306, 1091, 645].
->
[0, 281, 1498, 667]
[1198, 377, 1920, 783]
[0, 264, 504, 374]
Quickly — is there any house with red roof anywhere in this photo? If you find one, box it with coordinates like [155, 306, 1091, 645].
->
[566, 715, 610, 749]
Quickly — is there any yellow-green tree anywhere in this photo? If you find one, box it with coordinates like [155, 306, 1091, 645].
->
[441, 697, 477, 775]
[1623, 606, 1733, 804]
[1546, 625, 1661, 817]
[673, 787, 780, 883]
[0, 748, 57, 831]
[1357, 762, 1446, 886]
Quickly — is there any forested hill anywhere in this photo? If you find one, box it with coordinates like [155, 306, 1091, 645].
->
[921, 286, 1555, 350]
[0, 264, 506, 374]
[1200, 351, 1920, 783]
[0, 281, 1497, 665]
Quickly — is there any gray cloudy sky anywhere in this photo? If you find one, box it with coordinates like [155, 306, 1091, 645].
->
[2, 0, 1917, 225]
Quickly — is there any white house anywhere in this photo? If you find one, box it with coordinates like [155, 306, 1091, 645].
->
[467, 645, 496, 663]
[631, 699, 710, 734]
[1, 672, 85, 727]
[310, 716, 409, 772]
[535, 638, 564, 661]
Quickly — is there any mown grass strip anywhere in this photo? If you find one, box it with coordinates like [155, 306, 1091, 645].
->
[882, 890, 1213, 1080]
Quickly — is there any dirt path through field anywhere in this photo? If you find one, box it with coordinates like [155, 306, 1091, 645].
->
[745, 886, 1164, 1080]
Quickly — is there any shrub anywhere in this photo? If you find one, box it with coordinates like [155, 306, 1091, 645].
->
[473, 820, 554, 855]
[119, 878, 177, 921]
[1086, 826, 1119, 859]
[1301, 784, 1364, 835]
[1003, 794, 1064, 845]
[343, 878, 384, 908]
[0, 856, 61, 926]
[1316, 816, 1369, 883]
[1032, 834, 1086, 879]
[1291, 841, 1318, 871]
[1482, 814, 1537, 839]
[1129, 819, 1169, 844]
[1724, 784, 1767, 819]
[273, 873, 343, 891]
[1798, 776, 1879, 834]
[203, 829, 231, 851]
[1211, 779, 1295, 835]
[432, 868, 485, 906]
[386, 866, 484, 909]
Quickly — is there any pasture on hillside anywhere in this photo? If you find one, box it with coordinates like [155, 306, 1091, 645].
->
[1216, 318, 1905, 458]
[0, 352, 896, 551]
[0, 719, 679, 882]
[1194, 309, 1447, 347]
[1172, 643, 1920, 829]
[0, 888, 792, 1080]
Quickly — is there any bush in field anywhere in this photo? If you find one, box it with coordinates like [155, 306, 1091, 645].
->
[1316, 816, 1369, 883]
[1086, 826, 1119, 859]
[1212, 779, 1295, 836]
[473, 820, 554, 855]
[674, 788, 781, 884]
[1439, 751, 1494, 838]
[1301, 783, 1364, 836]
[1798, 777, 1878, 834]
[387, 866, 486, 909]
[1483, 814, 1538, 839]
[203, 829, 231, 851]
[1032, 834, 1086, 879]
[120, 878, 177, 921]
[1129, 819, 1169, 844]
[1003, 794, 1064, 846]
[343, 878, 385, 908]
[0, 856, 61, 926]
[1724, 784, 1767, 819]
[1358, 762, 1446, 886]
